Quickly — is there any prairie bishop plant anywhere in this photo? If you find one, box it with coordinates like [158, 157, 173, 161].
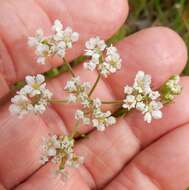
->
[9, 19, 182, 178]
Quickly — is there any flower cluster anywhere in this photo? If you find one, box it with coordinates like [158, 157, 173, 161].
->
[28, 19, 79, 64]
[123, 71, 163, 123]
[9, 74, 52, 118]
[9, 19, 182, 178]
[64, 77, 116, 131]
[84, 37, 122, 77]
[40, 135, 83, 174]
[160, 75, 182, 103]
[64, 76, 91, 106]
[75, 98, 116, 131]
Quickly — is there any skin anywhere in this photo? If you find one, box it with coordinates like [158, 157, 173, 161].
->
[0, 0, 189, 189]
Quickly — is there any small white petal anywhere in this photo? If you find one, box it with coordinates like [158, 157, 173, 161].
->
[124, 86, 133, 94]
[144, 112, 152, 123]
[71, 32, 79, 42]
[52, 19, 63, 32]
[152, 110, 162, 120]
[36, 74, 45, 84]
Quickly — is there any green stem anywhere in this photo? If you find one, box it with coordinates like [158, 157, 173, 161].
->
[88, 73, 101, 97]
[101, 100, 123, 105]
[63, 58, 75, 77]
[49, 99, 68, 104]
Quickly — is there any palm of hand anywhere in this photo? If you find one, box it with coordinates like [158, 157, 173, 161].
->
[0, 1, 189, 190]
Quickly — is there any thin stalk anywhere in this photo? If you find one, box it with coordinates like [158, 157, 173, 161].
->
[50, 99, 68, 104]
[101, 100, 123, 105]
[88, 73, 101, 97]
[63, 58, 75, 77]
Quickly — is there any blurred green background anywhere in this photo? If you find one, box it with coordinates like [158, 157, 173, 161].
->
[109, 0, 189, 75]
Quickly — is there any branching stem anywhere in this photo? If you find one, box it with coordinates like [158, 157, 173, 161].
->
[88, 73, 101, 97]
[63, 58, 75, 77]
[50, 99, 68, 104]
[101, 100, 123, 105]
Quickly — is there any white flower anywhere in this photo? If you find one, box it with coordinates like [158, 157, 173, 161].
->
[64, 77, 79, 92]
[107, 116, 116, 125]
[52, 19, 63, 32]
[84, 61, 97, 71]
[28, 29, 44, 47]
[75, 109, 91, 125]
[79, 93, 90, 108]
[41, 134, 83, 173]
[9, 95, 33, 118]
[122, 71, 164, 123]
[34, 104, 46, 114]
[56, 26, 79, 48]
[149, 91, 160, 100]
[35, 43, 50, 56]
[133, 71, 151, 94]
[75, 109, 85, 120]
[84, 37, 122, 77]
[83, 82, 91, 91]
[64, 76, 91, 107]
[143, 101, 163, 123]
[40, 135, 60, 164]
[56, 41, 66, 58]
[104, 46, 122, 74]
[93, 98, 101, 108]
[92, 108, 116, 131]
[9, 74, 52, 118]
[92, 119, 105, 131]
[144, 112, 152, 123]
[136, 102, 146, 112]
[28, 19, 79, 64]
[124, 85, 133, 95]
[85, 36, 106, 56]
[98, 62, 110, 77]
[122, 95, 136, 110]
[67, 94, 77, 103]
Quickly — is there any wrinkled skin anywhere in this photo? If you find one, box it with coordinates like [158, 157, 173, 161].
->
[0, 0, 189, 190]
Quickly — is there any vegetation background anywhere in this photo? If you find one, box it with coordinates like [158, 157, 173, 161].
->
[109, 0, 189, 74]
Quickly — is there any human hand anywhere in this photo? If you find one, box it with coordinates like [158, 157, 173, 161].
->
[0, 1, 188, 190]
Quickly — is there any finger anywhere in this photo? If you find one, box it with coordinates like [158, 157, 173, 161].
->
[46, 26, 187, 134]
[0, 184, 6, 190]
[0, 0, 129, 186]
[14, 120, 138, 190]
[74, 77, 189, 189]
[103, 123, 189, 190]
[0, 106, 49, 189]
[12, 27, 188, 190]
[106, 27, 187, 98]
[126, 77, 189, 147]
[71, 27, 188, 188]
[15, 164, 91, 190]
[46, 66, 116, 134]
[0, 0, 128, 97]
